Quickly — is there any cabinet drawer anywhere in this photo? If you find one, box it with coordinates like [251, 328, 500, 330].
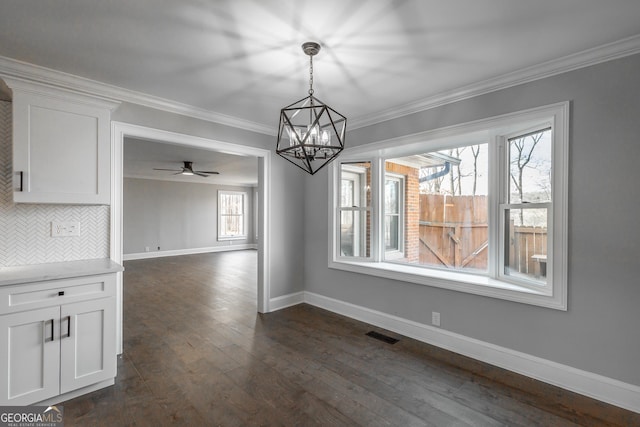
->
[0, 274, 116, 315]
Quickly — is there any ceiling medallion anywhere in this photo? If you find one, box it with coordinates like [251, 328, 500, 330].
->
[276, 42, 347, 175]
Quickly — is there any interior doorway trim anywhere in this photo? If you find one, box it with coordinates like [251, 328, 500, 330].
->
[110, 121, 271, 354]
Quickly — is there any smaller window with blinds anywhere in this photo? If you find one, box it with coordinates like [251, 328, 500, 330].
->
[218, 190, 247, 240]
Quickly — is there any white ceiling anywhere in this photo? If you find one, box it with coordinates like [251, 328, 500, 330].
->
[1, 1, 640, 133]
[124, 137, 258, 186]
[2, 1, 640, 184]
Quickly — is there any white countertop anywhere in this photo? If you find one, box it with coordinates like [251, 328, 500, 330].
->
[0, 258, 124, 286]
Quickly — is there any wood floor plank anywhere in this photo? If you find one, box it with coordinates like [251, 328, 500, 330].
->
[260, 319, 479, 427]
[452, 381, 584, 427]
[59, 251, 639, 426]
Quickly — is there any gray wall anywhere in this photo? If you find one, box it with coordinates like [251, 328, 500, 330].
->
[304, 54, 640, 386]
[123, 178, 255, 254]
[113, 105, 306, 298]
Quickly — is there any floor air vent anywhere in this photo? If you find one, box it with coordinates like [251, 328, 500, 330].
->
[366, 331, 399, 344]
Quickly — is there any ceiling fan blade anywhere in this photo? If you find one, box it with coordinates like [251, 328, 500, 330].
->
[195, 171, 220, 175]
[153, 168, 182, 171]
[194, 172, 210, 177]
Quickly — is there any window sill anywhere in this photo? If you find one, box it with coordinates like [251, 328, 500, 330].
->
[328, 259, 565, 310]
[218, 236, 248, 241]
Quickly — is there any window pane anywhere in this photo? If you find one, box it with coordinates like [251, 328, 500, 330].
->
[504, 208, 548, 284]
[340, 179, 354, 208]
[340, 210, 370, 257]
[385, 179, 399, 214]
[220, 194, 243, 215]
[222, 215, 243, 237]
[387, 143, 488, 270]
[219, 192, 246, 239]
[384, 176, 402, 254]
[509, 128, 552, 203]
[340, 162, 371, 208]
[385, 215, 399, 251]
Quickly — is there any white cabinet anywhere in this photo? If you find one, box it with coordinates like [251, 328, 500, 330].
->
[60, 298, 115, 394]
[0, 273, 117, 405]
[1, 77, 119, 204]
[0, 307, 60, 405]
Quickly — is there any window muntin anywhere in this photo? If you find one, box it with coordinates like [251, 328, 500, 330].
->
[329, 103, 568, 309]
[218, 191, 247, 240]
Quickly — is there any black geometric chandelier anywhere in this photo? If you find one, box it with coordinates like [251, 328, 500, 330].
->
[276, 42, 346, 175]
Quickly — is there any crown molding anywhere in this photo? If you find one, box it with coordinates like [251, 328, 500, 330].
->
[1, 75, 121, 110]
[349, 34, 640, 130]
[0, 56, 274, 135]
[2, 34, 639, 135]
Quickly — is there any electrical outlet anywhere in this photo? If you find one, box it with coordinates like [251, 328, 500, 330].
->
[145, 246, 150, 252]
[431, 311, 441, 327]
[51, 221, 80, 237]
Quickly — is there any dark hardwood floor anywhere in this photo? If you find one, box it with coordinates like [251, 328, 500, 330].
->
[62, 251, 637, 426]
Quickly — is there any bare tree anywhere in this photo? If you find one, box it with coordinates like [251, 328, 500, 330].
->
[419, 168, 444, 194]
[471, 145, 481, 196]
[454, 147, 468, 196]
[510, 131, 544, 223]
[447, 148, 469, 196]
[448, 149, 456, 195]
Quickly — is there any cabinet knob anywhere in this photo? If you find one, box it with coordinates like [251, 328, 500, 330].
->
[58, 291, 65, 296]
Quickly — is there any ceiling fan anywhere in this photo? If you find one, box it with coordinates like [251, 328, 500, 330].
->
[153, 161, 219, 177]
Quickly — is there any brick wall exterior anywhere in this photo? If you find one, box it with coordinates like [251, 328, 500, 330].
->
[386, 162, 420, 263]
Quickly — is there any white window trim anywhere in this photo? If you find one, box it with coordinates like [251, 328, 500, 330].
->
[218, 190, 248, 241]
[337, 163, 373, 260]
[328, 102, 569, 310]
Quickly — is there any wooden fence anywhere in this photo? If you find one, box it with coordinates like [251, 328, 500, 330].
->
[418, 195, 547, 276]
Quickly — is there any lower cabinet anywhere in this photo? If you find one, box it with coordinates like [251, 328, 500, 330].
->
[0, 274, 116, 405]
[60, 297, 116, 394]
[0, 307, 60, 405]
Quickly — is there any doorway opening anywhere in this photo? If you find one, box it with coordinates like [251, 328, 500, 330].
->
[111, 122, 271, 354]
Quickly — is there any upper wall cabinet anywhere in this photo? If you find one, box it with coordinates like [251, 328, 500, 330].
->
[2, 78, 120, 204]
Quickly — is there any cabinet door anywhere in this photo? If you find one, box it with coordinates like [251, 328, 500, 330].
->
[60, 297, 116, 393]
[0, 307, 60, 405]
[5, 79, 118, 204]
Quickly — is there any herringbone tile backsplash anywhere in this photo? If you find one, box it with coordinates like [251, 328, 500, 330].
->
[0, 101, 110, 267]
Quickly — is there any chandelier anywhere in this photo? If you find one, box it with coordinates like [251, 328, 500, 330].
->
[276, 42, 346, 175]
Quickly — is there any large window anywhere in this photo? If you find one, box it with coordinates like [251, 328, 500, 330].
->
[218, 190, 247, 240]
[330, 103, 568, 309]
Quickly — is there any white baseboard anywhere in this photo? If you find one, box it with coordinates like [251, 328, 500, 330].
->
[123, 244, 257, 261]
[298, 291, 640, 414]
[269, 291, 305, 312]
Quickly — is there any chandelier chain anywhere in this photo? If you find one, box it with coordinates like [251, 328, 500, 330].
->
[308, 54, 314, 96]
